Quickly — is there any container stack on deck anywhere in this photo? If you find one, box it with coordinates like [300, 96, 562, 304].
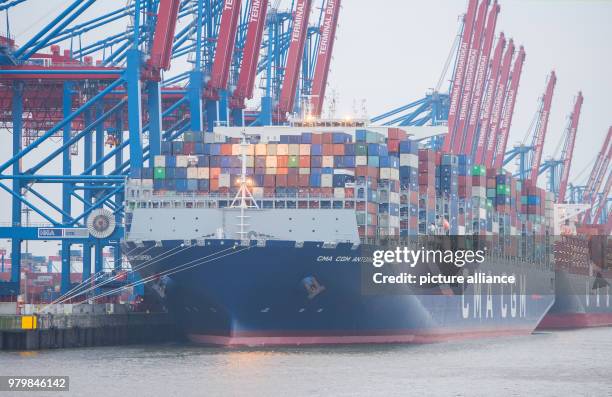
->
[130, 128, 555, 242]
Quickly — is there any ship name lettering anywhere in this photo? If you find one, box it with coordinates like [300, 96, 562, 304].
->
[462, 274, 526, 320]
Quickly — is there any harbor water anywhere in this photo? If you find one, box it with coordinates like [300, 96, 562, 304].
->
[1, 328, 611, 396]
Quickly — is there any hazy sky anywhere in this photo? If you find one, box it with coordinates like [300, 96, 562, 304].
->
[0, 0, 610, 256]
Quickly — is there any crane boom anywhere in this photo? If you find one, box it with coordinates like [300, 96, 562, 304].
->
[205, 0, 243, 100]
[474, 33, 505, 164]
[558, 92, 584, 202]
[230, 0, 269, 109]
[484, 38, 514, 167]
[442, 0, 478, 153]
[592, 168, 612, 224]
[462, 1, 500, 157]
[583, 128, 612, 222]
[310, 0, 341, 117]
[493, 46, 525, 169]
[278, 0, 313, 115]
[147, 0, 181, 79]
[451, 0, 489, 155]
[526, 71, 556, 181]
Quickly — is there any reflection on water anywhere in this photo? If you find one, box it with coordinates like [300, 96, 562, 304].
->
[1, 328, 611, 396]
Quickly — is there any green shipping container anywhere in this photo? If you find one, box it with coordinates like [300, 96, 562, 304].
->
[496, 184, 510, 195]
[288, 155, 299, 167]
[355, 143, 368, 156]
[471, 165, 486, 176]
[154, 167, 166, 179]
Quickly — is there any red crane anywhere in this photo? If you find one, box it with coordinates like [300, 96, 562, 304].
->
[523, 71, 557, 181]
[462, 1, 500, 157]
[474, 33, 505, 164]
[583, 127, 612, 222]
[146, 0, 181, 80]
[484, 38, 514, 168]
[277, 0, 313, 116]
[205, 0, 243, 100]
[492, 45, 525, 169]
[557, 92, 584, 202]
[310, 0, 341, 117]
[451, 0, 489, 155]
[229, 0, 270, 109]
[592, 168, 612, 225]
[442, 0, 478, 153]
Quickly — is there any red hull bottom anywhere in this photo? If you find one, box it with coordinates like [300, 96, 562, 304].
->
[188, 328, 534, 346]
[538, 313, 612, 329]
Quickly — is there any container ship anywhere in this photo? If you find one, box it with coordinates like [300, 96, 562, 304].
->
[122, 123, 556, 346]
[539, 230, 611, 329]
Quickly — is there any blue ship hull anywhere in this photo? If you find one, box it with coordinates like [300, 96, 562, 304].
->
[123, 239, 555, 346]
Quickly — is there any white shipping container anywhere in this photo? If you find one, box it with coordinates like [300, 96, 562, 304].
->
[265, 167, 277, 174]
[380, 168, 391, 179]
[187, 168, 199, 179]
[299, 144, 311, 155]
[141, 179, 153, 188]
[356, 156, 367, 166]
[219, 174, 231, 187]
[321, 174, 333, 187]
[255, 143, 267, 155]
[288, 144, 299, 155]
[246, 156, 254, 167]
[479, 208, 487, 219]
[252, 187, 264, 197]
[197, 167, 210, 179]
[322, 156, 334, 167]
[277, 144, 289, 155]
[176, 155, 188, 167]
[154, 155, 166, 167]
[299, 167, 310, 175]
[390, 192, 400, 203]
[266, 156, 277, 167]
[472, 186, 486, 198]
[400, 154, 418, 168]
[334, 188, 345, 199]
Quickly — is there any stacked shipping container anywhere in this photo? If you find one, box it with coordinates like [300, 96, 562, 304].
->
[131, 128, 554, 241]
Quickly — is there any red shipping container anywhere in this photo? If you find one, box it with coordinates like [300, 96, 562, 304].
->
[276, 175, 288, 186]
[311, 134, 323, 144]
[277, 167, 288, 175]
[210, 178, 219, 191]
[183, 142, 195, 155]
[322, 144, 334, 155]
[356, 165, 378, 178]
[277, 156, 288, 167]
[387, 139, 400, 153]
[287, 174, 298, 187]
[221, 144, 232, 155]
[298, 174, 310, 187]
[387, 127, 407, 140]
[333, 144, 345, 155]
[264, 175, 275, 187]
[322, 133, 333, 144]
[345, 188, 355, 198]
[210, 167, 221, 179]
[299, 155, 310, 167]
